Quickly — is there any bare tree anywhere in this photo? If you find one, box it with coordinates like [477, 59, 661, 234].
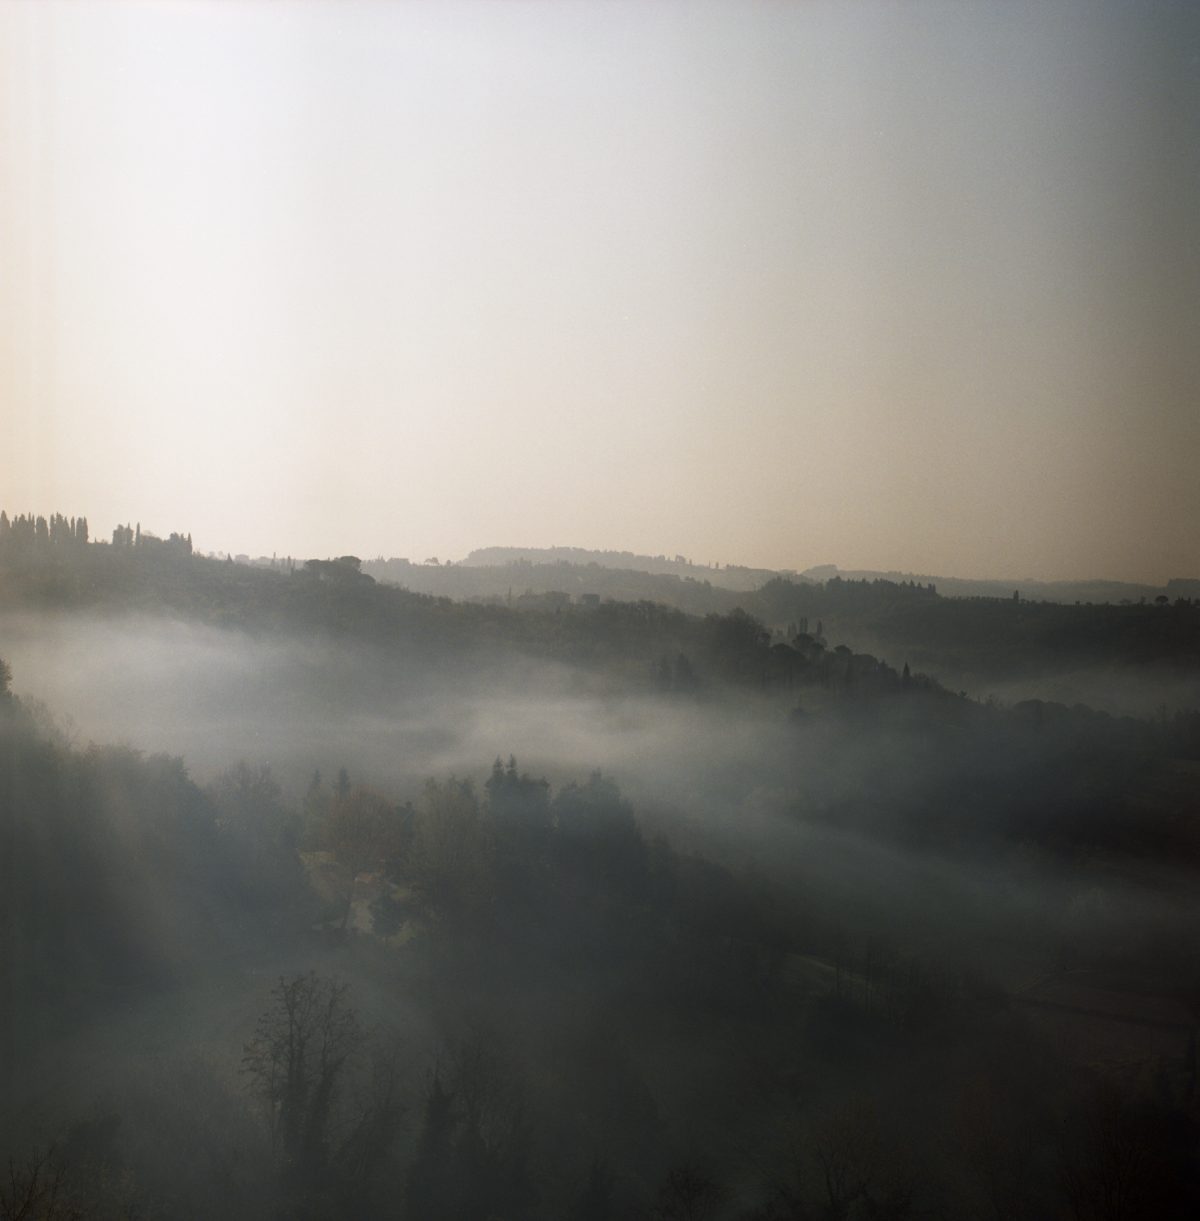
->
[652, 1160, 724, 1221]
[1, 1148, 80, 1221]
[811, 1100, 913, 1220]
[242, 973, 365, 1177]
[1058, 1084, 1183, 1221]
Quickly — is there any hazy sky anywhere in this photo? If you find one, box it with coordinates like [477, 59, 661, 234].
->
[2, 1, 1196, 580]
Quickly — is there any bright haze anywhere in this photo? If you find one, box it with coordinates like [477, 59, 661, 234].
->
[2, 0, 1196, 581]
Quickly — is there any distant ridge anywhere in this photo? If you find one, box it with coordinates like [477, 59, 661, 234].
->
[803, 566, 1188, 606]
[458, 547, 1188, 606]
[461, 546, 796, 593]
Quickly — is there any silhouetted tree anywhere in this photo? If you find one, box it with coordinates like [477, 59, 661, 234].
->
[486, 755, 550, 843]
[242, 973, 364, 1179]
[406, 1073, 460, 1219]
[405, 1031, 535, 1221]
[0, 1147, 77, 1221]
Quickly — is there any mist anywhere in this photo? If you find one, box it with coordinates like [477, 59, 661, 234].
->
[4, 0, 1199, 1213]
[0, 609, 797, 799]
[3, 541, 1199, 1217]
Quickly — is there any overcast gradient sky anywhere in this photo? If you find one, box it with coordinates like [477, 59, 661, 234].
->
[2, 1, 1196, 580]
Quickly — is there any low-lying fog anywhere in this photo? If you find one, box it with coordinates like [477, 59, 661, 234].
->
[0, 611, 797, 804]
[834, 626, 1200, 720]
[5, 608, 1195, 985]
[970, 667, 1200, 720]
[6, 606, 1199, 1220]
